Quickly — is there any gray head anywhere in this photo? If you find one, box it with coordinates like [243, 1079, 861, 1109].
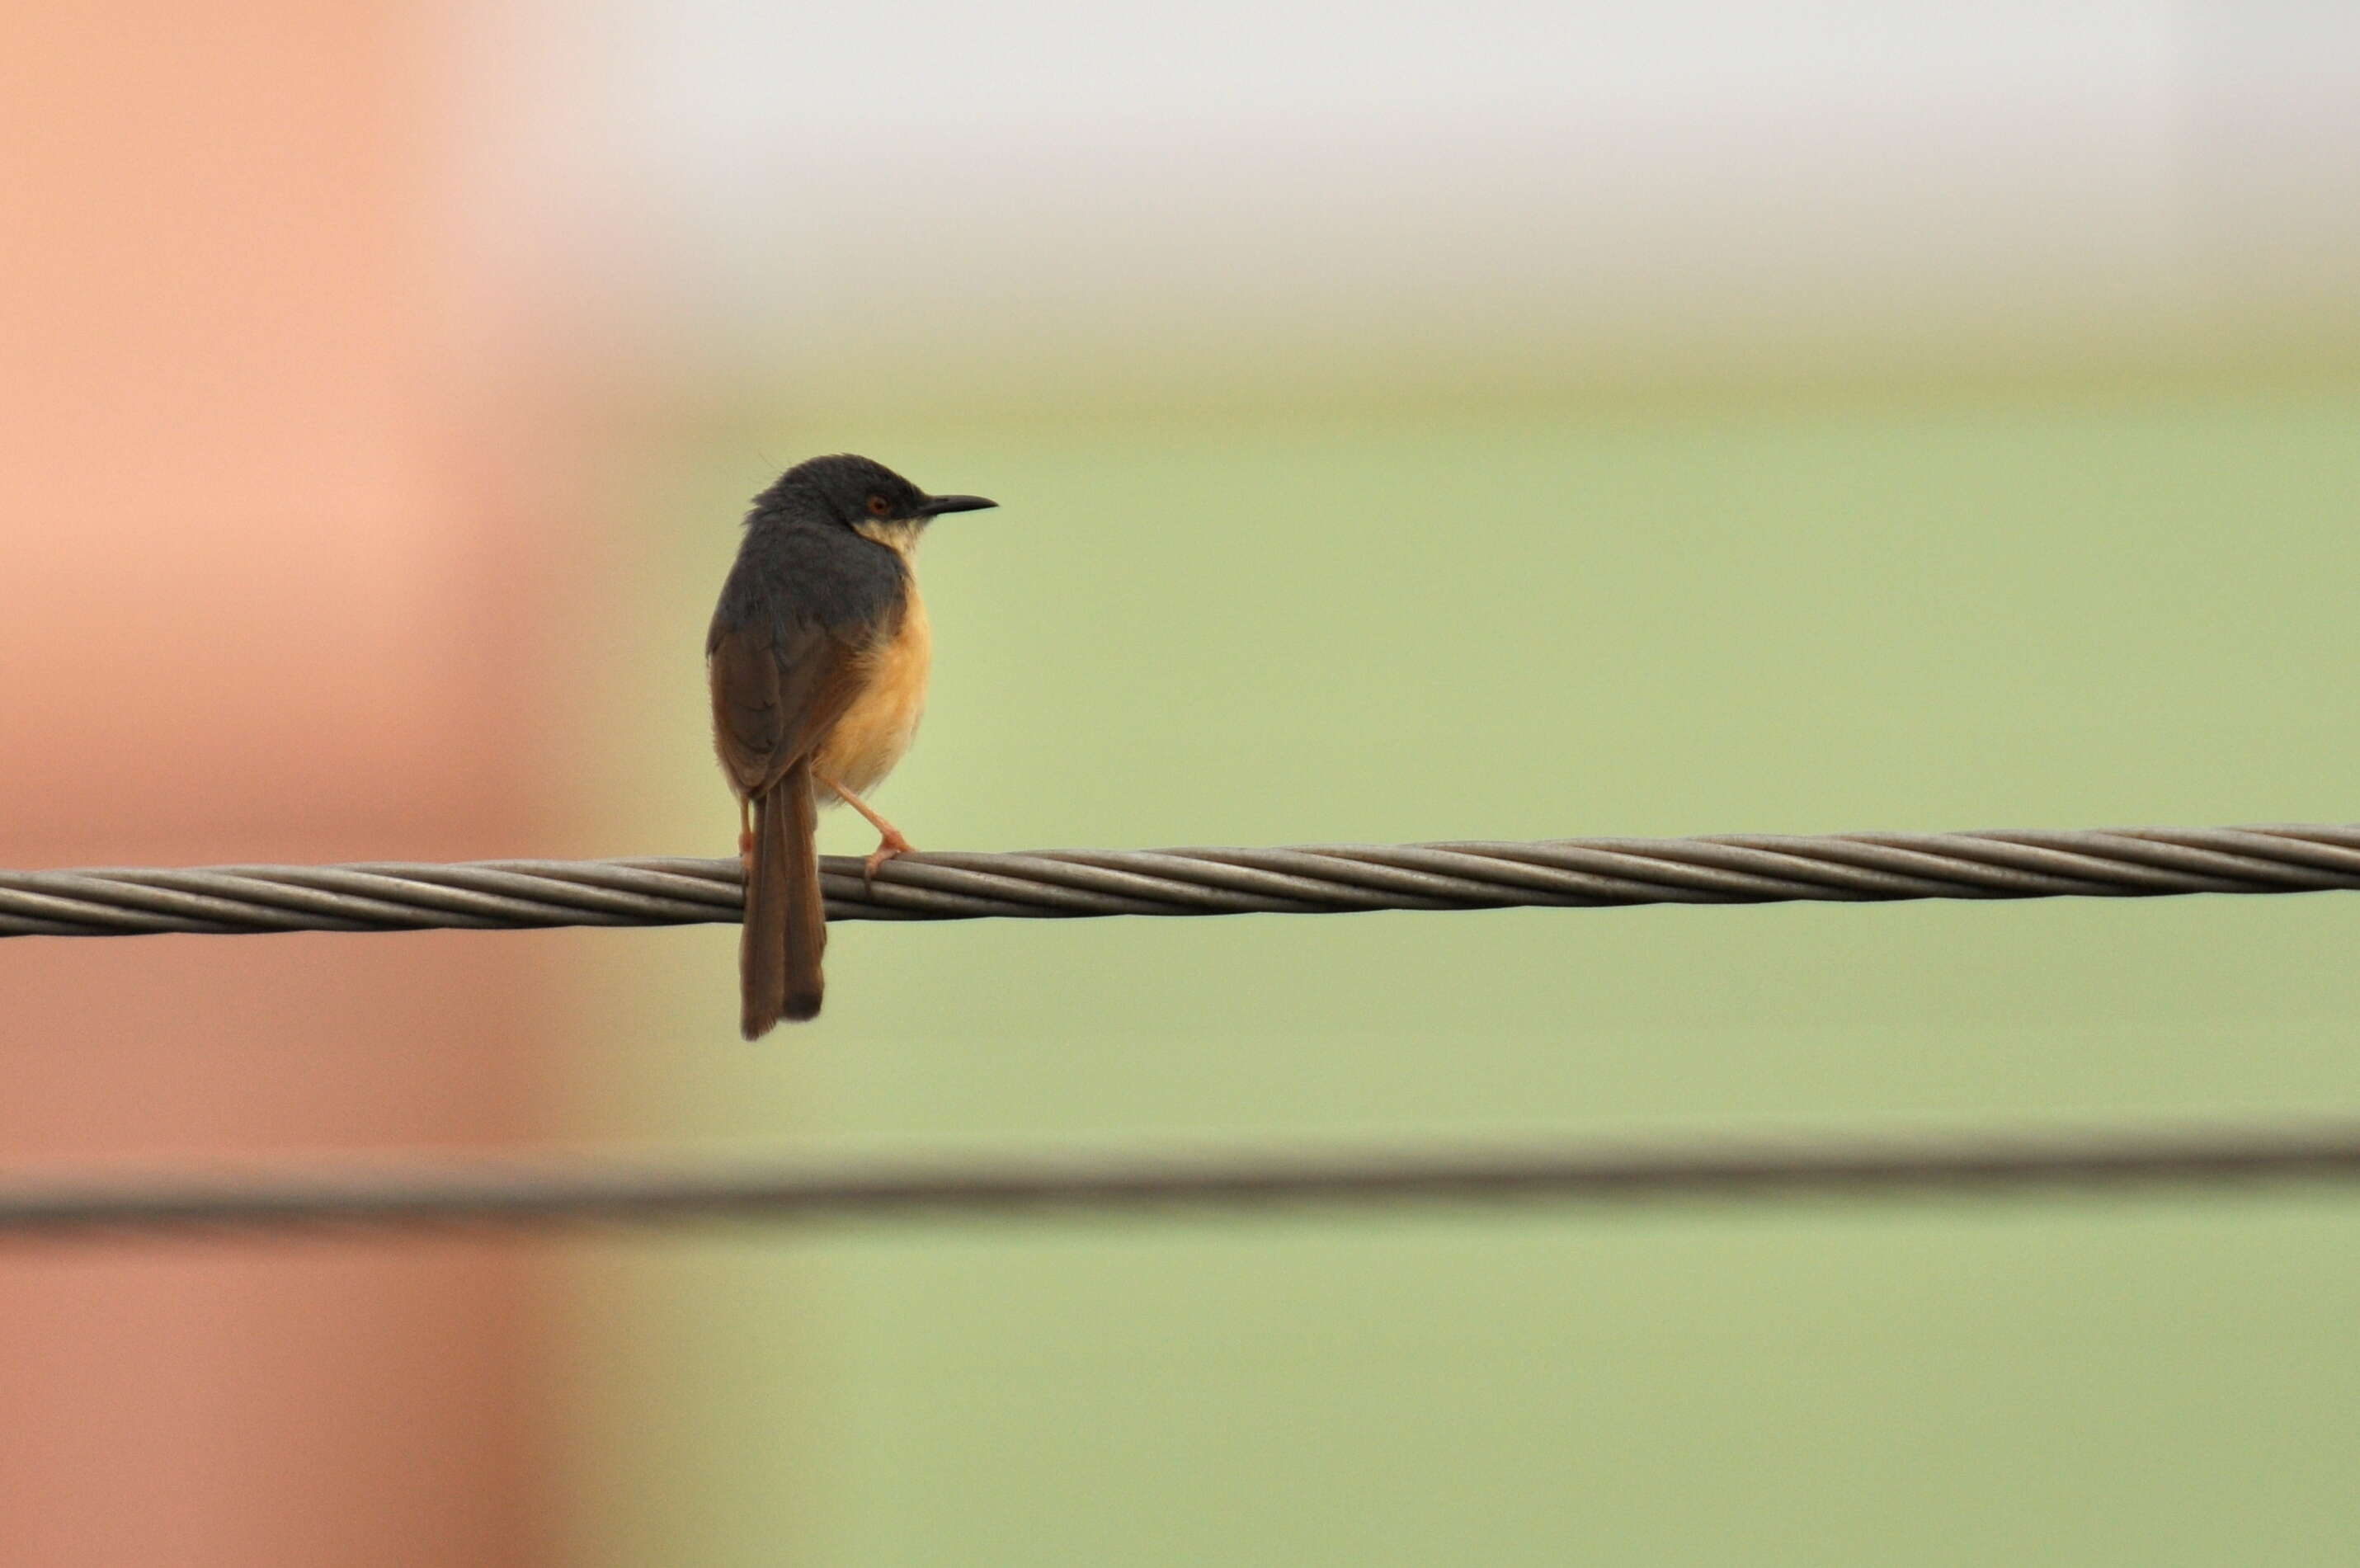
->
[751, 454, 996, 532]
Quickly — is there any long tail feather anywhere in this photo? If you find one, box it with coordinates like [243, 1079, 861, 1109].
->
[742, 759, 824, 1037]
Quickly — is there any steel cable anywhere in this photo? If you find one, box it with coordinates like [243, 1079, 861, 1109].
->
[3, 1122, 2358, 1238]
[7, 822, 2360, 938]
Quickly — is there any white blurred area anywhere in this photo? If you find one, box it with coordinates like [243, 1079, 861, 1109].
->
[465, 1, 2360, 403]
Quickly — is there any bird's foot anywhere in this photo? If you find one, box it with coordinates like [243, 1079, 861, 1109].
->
[739, 828, 756, 880]
[863, 828, 916, 887]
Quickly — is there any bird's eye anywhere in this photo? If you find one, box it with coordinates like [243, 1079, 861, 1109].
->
[866, 495, 892, 518]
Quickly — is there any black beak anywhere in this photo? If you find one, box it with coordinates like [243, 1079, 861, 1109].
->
[917, 493, 996, 516]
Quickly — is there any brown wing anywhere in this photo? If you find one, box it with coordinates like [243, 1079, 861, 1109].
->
[708, 617, 870, 797]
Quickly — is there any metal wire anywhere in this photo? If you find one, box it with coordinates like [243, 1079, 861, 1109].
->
[9, 821, 2360, 938]
[4, 1122, 2358, 1238]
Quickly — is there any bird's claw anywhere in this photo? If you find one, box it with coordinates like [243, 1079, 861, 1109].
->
[863, 831, 915, 888]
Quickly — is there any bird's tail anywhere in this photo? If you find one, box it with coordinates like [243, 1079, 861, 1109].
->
[742, 757, 825, 1037]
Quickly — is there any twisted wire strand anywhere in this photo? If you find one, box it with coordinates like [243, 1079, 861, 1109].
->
[5, 1122, 2358, 1238]
[7, 822, 2360, 938]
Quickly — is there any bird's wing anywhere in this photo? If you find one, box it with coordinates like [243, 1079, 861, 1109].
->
[707, 614, 872, 797]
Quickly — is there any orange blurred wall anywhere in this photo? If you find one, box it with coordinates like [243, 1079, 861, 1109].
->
[1, 7, 565, 1563]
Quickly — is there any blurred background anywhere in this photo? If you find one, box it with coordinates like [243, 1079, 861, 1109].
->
[5, 2, 2359, 1564]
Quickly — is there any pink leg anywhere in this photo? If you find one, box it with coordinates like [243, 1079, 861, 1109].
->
[817, 774, 915, 881]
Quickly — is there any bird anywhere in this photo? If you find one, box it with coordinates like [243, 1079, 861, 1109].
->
[707, 454, 996, 1037]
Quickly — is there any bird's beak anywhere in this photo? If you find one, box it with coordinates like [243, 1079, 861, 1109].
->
[917, 493, 996, 516]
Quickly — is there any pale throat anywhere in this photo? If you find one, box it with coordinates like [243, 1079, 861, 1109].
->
[851, 517, 928, 558]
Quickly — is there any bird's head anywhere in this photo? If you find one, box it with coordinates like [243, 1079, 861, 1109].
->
[754, 454, 995, 551]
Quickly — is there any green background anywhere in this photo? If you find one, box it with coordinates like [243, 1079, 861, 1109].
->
[563, 373, 2360, 1566]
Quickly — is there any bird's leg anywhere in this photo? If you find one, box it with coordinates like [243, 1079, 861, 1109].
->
[817, 774, 916, 883]
[738, 797, 754, 876]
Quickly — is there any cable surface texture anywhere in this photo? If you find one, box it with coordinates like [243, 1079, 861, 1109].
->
[3, 1122, 2358, 1238]
[6, 822, 2360, 938]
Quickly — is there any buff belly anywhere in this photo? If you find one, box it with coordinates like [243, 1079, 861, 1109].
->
[813, 581, 931, 800]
